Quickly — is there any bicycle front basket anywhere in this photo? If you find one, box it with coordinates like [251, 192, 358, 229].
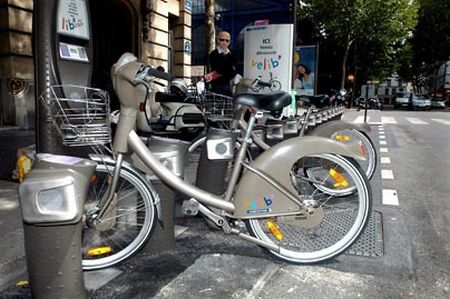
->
[39, 85, 112, 147]
[202, 91, 234, 127]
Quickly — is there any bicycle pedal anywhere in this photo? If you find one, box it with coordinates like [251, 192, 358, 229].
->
[181, 198, 199, 216]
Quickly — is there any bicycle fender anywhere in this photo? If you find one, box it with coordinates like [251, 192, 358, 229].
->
[89, 154, 163, 223]
[309, 120, 369, 138]
[233, 136, 362, 219]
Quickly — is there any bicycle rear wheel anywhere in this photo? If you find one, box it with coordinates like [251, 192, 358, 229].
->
[82, 161, 157, 270]
[246, 153, 371, 264]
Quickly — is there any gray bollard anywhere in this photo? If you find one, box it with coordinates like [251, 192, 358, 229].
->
[19, 154, 96, 299]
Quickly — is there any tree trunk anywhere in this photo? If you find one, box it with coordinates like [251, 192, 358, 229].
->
[205, 0, 216, 58]
[340, 34, 353, 90]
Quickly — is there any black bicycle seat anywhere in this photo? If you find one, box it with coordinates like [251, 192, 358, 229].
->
[234, 91, 291, 112]
[297, 94, 330, 109]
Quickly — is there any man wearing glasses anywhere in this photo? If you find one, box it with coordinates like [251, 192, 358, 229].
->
[208, 31, 237, 96]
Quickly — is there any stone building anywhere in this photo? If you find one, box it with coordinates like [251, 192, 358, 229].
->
[0, 0, 193, 128]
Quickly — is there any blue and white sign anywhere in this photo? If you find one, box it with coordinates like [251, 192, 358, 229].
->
[184, 0, 192, 13]
[244, 24, 293, 93]
[184, 40, 191, 55]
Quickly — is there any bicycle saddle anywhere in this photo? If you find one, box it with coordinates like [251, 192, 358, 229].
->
[234, 91, 291, 111]
[297, 94, 330, 109]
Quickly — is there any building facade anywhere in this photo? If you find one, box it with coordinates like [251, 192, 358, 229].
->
[0, 0, 193, 128]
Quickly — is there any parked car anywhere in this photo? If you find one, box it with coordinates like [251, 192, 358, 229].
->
[411, 95, 431, 110]
[431, 96, 447, 109]
[394, 92, 412, 109]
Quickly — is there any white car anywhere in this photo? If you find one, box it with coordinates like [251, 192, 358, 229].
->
[394, 92, 411, 109]
[431, 96, 447, 109]
[411, 95, 431, 110]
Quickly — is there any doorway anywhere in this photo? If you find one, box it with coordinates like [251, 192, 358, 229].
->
[89, 0, 138, 110]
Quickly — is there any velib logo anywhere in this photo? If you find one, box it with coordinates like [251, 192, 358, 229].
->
[61, 17, 84, 31]
[251, 58, 280, 70]
[251, 38, 281, 70]
[244, 196, 273, 210]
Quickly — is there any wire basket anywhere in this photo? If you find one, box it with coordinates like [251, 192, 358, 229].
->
[40, 85, 112, 147]
[201, 91, 234, 127]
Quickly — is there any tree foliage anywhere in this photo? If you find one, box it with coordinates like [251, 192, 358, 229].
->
[298, 0, 418, 88]
[410, 0, 450, 72]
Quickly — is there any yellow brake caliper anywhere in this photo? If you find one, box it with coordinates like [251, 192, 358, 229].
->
[329, 168, 349, 188]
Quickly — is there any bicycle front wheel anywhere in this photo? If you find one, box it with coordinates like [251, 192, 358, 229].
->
[82, 161, 157, 270]
[246, 153, 371, 264]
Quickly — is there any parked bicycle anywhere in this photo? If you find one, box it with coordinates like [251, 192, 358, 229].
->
[189, 84, 377, 184]
[41, 53, 372, 270]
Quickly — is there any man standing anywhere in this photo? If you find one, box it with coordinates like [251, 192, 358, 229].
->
[208, 31, 236, 96]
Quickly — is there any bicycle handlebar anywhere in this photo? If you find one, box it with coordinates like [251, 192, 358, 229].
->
[146, 67, 172, 81]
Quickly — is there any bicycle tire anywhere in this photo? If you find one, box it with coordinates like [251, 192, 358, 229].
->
[82, 161, 157, 270]
[270, 80, 282, 91]
[246, 153, 372, 264]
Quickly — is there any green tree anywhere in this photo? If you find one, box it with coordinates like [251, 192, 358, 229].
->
[299, 0, 418, 88]
[410, 0, 450, 76]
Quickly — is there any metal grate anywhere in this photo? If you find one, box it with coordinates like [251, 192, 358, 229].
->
[345, 210, 384, 257]
[255, 209, 384, 258]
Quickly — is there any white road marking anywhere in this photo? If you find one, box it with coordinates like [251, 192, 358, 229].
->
[379, 135, 386, 139]
[381, 157, 391, 164]
[381, 116, 397, 124]
[380, 147, 389, 153]
[353, 116, 368, 124]
[431, 118, 450, 125]
[406, 117, 428, 125]
[382, 189, 399, 206]
[380, 140, 387, 145]
[381, 169, 394, 180]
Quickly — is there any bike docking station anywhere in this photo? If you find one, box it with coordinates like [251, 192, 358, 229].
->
[131, 135, 190, 252]
[18, 154, 96, 298]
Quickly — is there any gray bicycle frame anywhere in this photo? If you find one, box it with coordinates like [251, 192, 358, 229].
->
[99, 53, 365, 223]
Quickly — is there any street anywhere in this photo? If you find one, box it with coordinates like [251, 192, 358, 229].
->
[1, 109, 450, 298]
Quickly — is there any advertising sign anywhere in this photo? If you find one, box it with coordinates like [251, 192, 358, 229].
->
[57, 0, 90, 40]
[244, 24, 294, 93]
[293, 45, 318, 95]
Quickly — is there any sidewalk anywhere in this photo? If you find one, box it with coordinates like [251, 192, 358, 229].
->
[0, 196, 435, 299]
[0, 180, 26, 290]
[0, 177, 446, 298]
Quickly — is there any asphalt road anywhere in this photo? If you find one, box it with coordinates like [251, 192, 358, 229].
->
[1, 108, 450, 298]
